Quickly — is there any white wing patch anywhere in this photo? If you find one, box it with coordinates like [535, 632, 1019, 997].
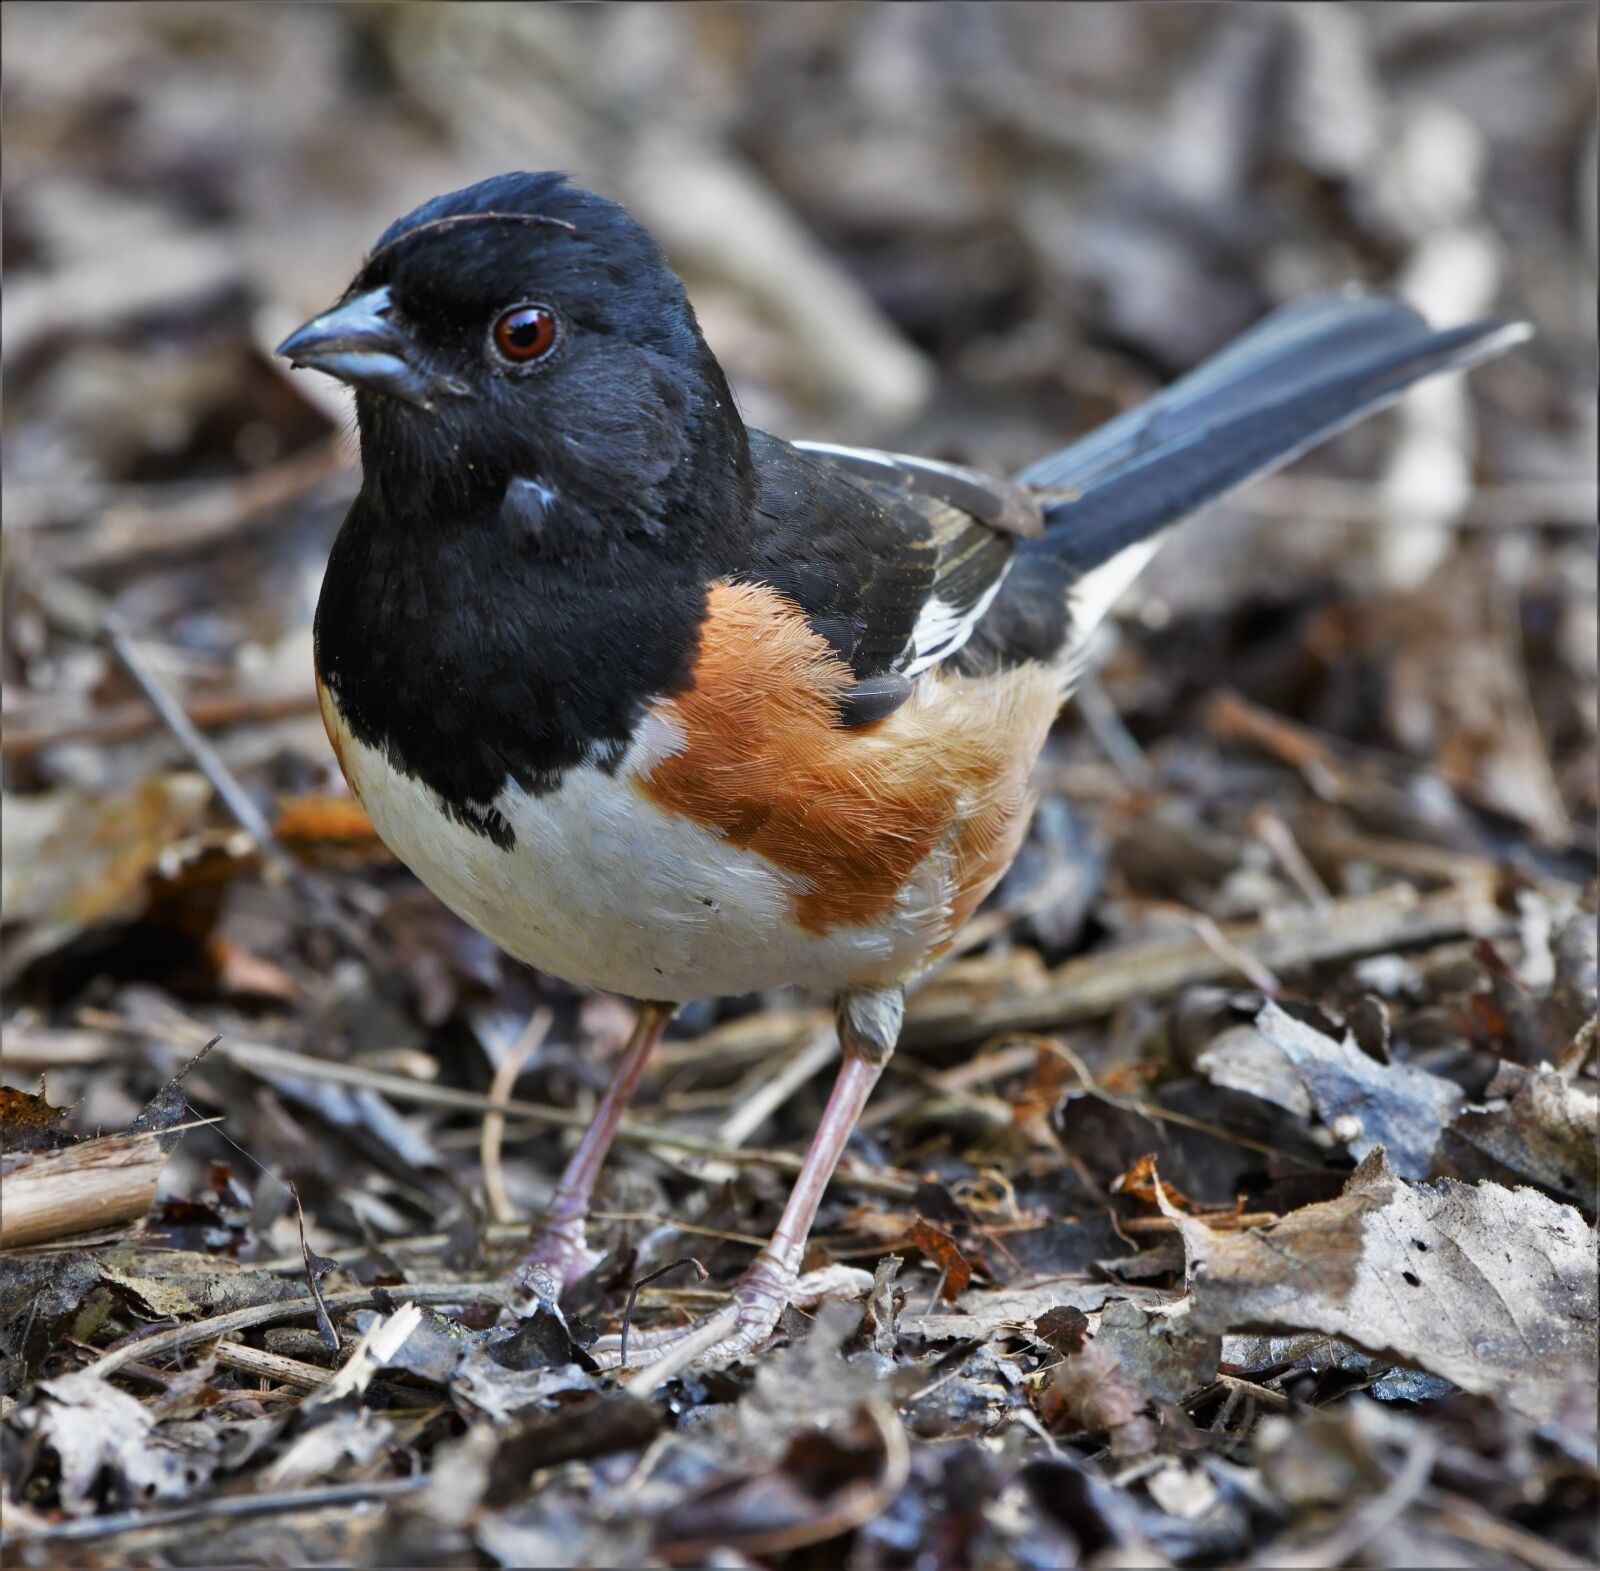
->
[903, 574, 1007, 677]
[1067, 535, 1165, 638]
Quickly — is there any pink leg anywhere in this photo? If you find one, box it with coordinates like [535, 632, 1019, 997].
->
[590, 1004, 894, 1369]
[512, 1001, 672, 1295]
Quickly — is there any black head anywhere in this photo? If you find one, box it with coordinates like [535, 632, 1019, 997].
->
[277, 172, 750, 546]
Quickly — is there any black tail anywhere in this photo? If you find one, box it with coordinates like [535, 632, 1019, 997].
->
[961, 291, 1529, 670]
[1022, 290, 1527, 572]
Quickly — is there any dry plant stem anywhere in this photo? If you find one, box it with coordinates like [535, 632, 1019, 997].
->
[209, 1340, 336, 1392]
[0, 1133, 168, 1248]
[85, 1280, 505, 1380]
[252, 1216, 768, 1274]
[3, 1478, 425, 1546]
[905, 883, 1504, 1047]
[480, 1006, 552, 1225]
[37, 435, 351, 573]
[646, 884, 1505, 1066]
[521, 1002, 673, 1275]
[143, 1028, 917, 1197]
[1260, 1435, 1438, 1569]
[0, 688, 321, 760]
[1417, 1490, 1578, 1571]
[59, 585, 394, 984]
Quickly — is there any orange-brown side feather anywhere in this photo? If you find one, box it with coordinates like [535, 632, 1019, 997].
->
[316, 670, 357, 798]
[639, 580, 1061, 942]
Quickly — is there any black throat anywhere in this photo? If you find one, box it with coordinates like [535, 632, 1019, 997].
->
[315, 395, 753, 845]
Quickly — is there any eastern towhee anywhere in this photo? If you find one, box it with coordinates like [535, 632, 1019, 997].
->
[277, 172, 1526, 1366]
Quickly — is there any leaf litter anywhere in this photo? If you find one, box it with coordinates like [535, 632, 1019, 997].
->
[2, 3, 1597, 1566]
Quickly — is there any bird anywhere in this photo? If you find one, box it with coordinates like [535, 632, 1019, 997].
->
[276, 170, 1527, 1367]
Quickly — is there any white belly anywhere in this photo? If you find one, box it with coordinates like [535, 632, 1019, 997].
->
[330, 716, 947, 1004]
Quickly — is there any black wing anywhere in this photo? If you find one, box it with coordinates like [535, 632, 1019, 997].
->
[738, 431, 1015, 718]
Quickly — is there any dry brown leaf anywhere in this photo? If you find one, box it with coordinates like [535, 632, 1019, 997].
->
[0, 1086, 75, 1155]
[2, 773, 212, 929]
[908, 1218, 976, 1301]
[1164, 1149, 1597, 1419]
[274, 792, 382, 846]
[1198, 1001, 1466, 1178]
[1440, 1061, 1599, 1209]
[1042, 1339, 1158, 1457]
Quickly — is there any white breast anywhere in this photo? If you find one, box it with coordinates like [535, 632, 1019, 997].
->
[326, 704, 947, 1004]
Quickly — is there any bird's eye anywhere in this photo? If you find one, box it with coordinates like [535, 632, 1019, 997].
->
[492, 304, 559, 364]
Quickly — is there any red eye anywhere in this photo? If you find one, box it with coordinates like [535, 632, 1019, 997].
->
[492, 304, 558, 363]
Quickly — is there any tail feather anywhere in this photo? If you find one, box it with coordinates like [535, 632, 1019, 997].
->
[1019, 290, 1529, 577]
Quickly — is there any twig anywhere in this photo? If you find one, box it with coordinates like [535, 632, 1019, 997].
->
[85, 1280, 505, 1380]
[34, 435, 352, 573]
[1417, 1490, 1576, 1571]
[2, 1477, 424, 1545]
[103, 612, 387, 973]
[1190, 1371, 1292, 1414]
[1247, 808, 1333, 908]
[1, 688, 321, 760]
[24, 569, 397, 988]
[713, 1028, 838, 1149]
[1074, 666, 1153, 786]
[480, 1007, 552, 1225]
[250, 1215, 768, 1275]
[904, 883, 1505, 1047]
[1257, 1434, 1437, 1568]
[620, 1303, 741, 1394]
[289, 1183, 339, 1351]
[139, 1027, 917, 1197]
[208, 1340, 335, 1392]
[1037, 1035, 1315, 1166]
[0, 1131, 169, 1249]
[619, 1257, 708, 1371]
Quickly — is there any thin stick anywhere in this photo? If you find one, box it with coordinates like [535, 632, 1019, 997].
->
[209, 1340, 335, 1393]
[619, 1257, 708, 1372]
[904, 883, 1504, 1047]
[250, 1215, 769, 1275]
[1, 689, 321, 760]
[480, 1007, 551, 1224]
[132, 1028, 919, 1197]
[85, 1280, 505, 1380]
[713, 1029, 838, 1149]
[96, 606, 394, 983]
[3, 1477, 425, 1545]
[621, 1303, 740, 1394]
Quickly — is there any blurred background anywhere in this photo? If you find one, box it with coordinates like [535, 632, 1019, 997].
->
[2, 0, 1596, 1264]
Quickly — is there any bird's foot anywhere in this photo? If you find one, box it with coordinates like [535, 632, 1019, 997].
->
[501, 1216, 605, 1320]
[589, 1253, 873, 1370]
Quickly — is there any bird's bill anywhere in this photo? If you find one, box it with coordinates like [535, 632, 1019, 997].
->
[275, 285, 462, 408]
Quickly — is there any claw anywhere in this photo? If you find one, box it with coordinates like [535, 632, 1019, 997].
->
[501, 1218, 604, 1321]
[590, 1255, 873, 1370]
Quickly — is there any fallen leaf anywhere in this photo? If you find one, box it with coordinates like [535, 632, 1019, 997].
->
[0, 1086, 75, 1156]
[1439, 1061, 1599, 1209]
[1, 773, 212, 952]
[1095, 1298, 1220, 1403]
[909, 1218, 976, 1301]
[1166, 1149, 1597, 1419]
[1199, 1001, 1465, 1178]
[19, 1369, 210, 1514]
[1042, 1338, 1158, 1457]
[1034, 1305, 1092, 1356]
[274, 792, 381, 846]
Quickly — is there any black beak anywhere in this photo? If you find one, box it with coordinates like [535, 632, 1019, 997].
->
[275, 285, 463, 408]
